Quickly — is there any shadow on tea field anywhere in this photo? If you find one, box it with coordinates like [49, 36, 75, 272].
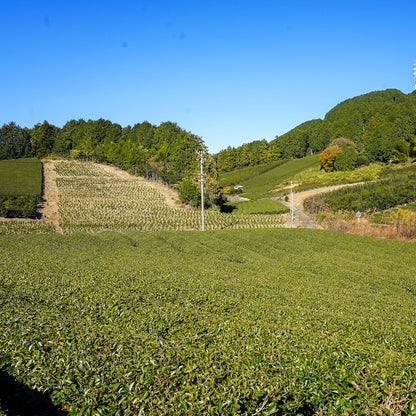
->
[0, 370, 66, 416]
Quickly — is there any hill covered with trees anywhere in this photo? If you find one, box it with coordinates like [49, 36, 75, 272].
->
[214, 89, 416, 172]
[0, 119, 224, 208]
[0, 119, 204, 183]
[279, 89, 416, 169]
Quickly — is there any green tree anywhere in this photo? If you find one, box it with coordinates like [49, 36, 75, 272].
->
[334, 146, 358, 171]
[128, 121, 156, 149]
[216, 146, 237, 172]
[78, 119, 121, 161]
[409, 135, 416, 158]
[30, 121, 58, 158]
[53, 119, 86, 156]
[268, 139, 281, 161]
[363, 114, 396, 162]
[237, 144, 252, 167]
[258, 139, 270, 163]
[0, 122, 31, 159]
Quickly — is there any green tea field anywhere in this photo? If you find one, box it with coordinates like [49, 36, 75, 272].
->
[0, 159, 42, 218]
[1, 228, 416, 415]
[219, 156, 319, 200]
[0, 159, 42, 196]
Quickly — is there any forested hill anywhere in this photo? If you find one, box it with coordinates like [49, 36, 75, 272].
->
[215, 89, 416, 172]
[0, 119, 224, 208]
[0, 119, 206, 185]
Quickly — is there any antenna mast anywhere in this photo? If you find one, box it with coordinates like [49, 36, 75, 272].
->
[413, 60, 416, 90]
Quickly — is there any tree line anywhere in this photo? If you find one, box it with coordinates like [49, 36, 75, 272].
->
[0, 119, 223, 209]
[214, 139, 282, 172]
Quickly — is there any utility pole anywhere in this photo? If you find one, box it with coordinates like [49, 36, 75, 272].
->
[290, 181, 295, 228]
[197, 150, 205, 231]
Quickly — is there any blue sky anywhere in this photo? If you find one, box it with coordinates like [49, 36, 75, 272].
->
[1, 0, 415, 153]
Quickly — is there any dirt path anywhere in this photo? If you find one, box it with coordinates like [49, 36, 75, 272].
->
[293, 183, 362, 214]
[280, 183, 363, 228]
[39, 160, 63, 234]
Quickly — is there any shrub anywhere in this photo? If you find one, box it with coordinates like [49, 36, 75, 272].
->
[178, 179, 201, 207]
[395, 209, 416, 238]
[304, 174, 416, 213]
[356, 154, 369, 167]
[0, 194, 41, 218]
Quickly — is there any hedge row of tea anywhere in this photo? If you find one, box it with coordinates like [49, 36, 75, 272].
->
[0, 159, 42, 218]
[305, 174, 416, 213]
[1, 229, 416, 414]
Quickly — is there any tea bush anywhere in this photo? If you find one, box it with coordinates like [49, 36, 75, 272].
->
[1, 229, 416, 414]
[305, 174, 416, 213]
[0, 159, 42, 218]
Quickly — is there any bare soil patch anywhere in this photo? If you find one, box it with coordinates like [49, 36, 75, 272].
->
[39, 160, 62, 233]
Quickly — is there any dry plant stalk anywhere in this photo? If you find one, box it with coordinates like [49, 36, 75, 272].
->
[316, 210, 416, 241]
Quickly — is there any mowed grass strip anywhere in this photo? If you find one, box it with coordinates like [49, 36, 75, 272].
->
[223, 199, 289, 215]
[1, 228, 416, 414]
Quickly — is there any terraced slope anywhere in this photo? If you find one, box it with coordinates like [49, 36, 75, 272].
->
[51, 160, 287, 233]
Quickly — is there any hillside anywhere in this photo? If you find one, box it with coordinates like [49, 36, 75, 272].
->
[277, 88, 416, 162]
[220, 155, 319, 200]
[0, 120, 223, 210]
[214, 89, 416, 172]
[2, 88, 416, 212]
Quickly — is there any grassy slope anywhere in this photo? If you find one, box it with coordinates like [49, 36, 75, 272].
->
[218, 160, 288, 187]
[220, 156, 319, 200]
[0, 159, 43, 218]
[1, 228, 416, 414]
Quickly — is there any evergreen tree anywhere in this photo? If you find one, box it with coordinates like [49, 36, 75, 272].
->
[0, 122, 31, 159]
